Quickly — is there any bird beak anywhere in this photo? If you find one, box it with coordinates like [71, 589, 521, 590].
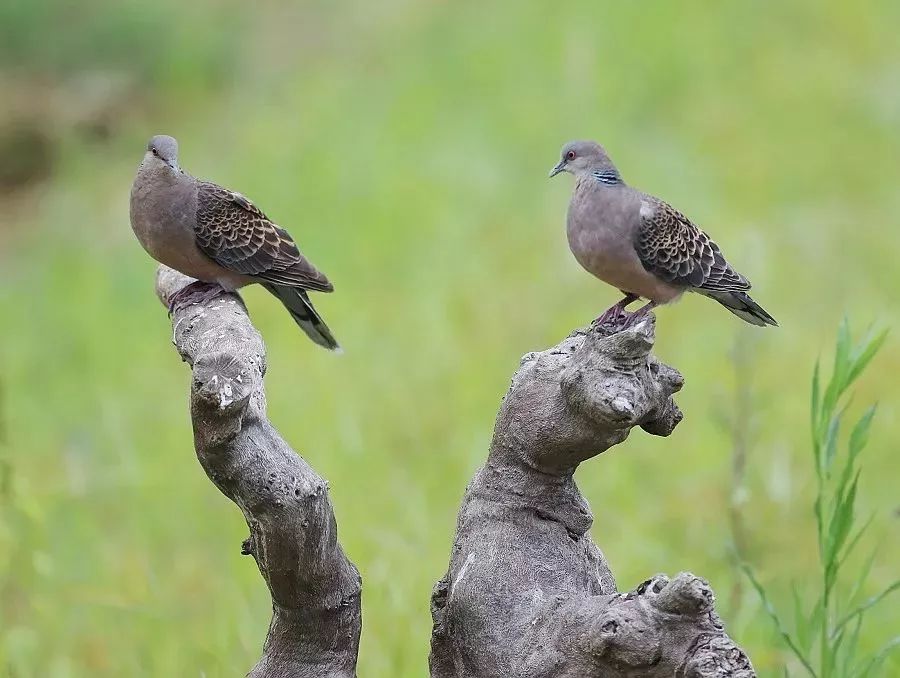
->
[548, 160, 566, 178]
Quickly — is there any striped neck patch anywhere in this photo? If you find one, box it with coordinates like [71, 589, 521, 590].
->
[591, 169, 622, 186]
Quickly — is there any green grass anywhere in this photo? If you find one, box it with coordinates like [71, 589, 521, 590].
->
[742, 322, 898, 677]
[2, 1, 899, 675]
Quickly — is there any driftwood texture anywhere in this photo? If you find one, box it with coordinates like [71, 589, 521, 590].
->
[429, 321, 755, 677]
[155, 267, 361, 678]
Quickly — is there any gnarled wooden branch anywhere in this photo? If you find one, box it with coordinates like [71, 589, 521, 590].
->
[153, 264, 752, 676]
[155, 266, 361, 678]
[429, 320, 755, 677]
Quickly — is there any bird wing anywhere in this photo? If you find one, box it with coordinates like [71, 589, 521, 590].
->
[194, 181, 333, 292]
[634, 196, 750, 292]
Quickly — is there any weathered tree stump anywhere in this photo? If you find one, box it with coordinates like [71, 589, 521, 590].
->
[156, 267, 361, 678]
[155, 265, 753, 677]
[429, 321, 755, 677]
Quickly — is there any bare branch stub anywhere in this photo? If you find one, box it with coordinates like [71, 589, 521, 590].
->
[430, 319, 755, 677]
[155, 266, 361, 678]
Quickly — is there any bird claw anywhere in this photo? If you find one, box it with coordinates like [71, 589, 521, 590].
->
[618, 312, 645, 330]
[593, 306, 656, 333]
[593, 293, 641, 329]
[616, 305, 656, 331]
[594, 307, 627, 327]
[167, 281, 225, 316]
[594, 308, 633, 330]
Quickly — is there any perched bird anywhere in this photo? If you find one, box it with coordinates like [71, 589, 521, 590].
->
[130, 134, 340, 350]
[549, 140, 777, 328]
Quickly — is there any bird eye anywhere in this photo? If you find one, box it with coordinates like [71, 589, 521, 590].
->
[566, 150, 576, 160]
[151, 148, 158, 156]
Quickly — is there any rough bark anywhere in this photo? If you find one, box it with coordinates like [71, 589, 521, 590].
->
[155, 267, 361, 678]
[154, 264, 752, 677]
[429, 320, 755, 677]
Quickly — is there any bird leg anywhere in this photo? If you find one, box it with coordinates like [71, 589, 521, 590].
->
[594, 293, 640, 326]
[167, 280, 228, 316]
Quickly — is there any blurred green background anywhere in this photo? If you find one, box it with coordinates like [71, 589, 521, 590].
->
[1, 0, 898, 675]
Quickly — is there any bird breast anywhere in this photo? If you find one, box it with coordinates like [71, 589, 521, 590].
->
[129, 170, 240, 286]
[566, 182, 682, 303]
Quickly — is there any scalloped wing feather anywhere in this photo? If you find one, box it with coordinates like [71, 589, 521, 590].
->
[195, 182, 333, 292]
[636, 196, 750, 293]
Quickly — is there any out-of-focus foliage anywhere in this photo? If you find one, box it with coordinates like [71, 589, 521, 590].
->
[1, 0, 898, 676]
[0, 0, 243, 86]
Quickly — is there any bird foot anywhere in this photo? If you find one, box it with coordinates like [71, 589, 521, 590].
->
[593, 301, 658, 333]
[593, 310, 638, 333]
[594, 306, 629, 327]
[616, 303, 657, 330]
[593, 293, 640, 328]
[167, 281, 227, 316]
[617, 312, 647, 330]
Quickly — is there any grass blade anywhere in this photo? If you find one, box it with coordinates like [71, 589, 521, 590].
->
[823, 415, 841, 476]
[848, 406, 876, 464]
[846, 328, 889, 388]
[792, 584, 817, 654]
[822, 318, 851, 417]
[833, 409, 874, 512]
[833, 580, 900, 637]
[855, 636, 900, 677]
[826, 625, 847, 676]
[757, 320, 888, 678]
[741, 563, 817, 677]
[836, 517, 874, 578]
[840, 616, 864, 678]
[811, 358, 822, 470]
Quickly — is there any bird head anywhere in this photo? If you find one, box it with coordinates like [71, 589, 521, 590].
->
[549, 140, 616, 178]
[144, 135, 181, 174]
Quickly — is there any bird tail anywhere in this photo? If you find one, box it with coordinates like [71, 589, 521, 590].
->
[262, 284, 341, 351]
[703, 290, 778, 327]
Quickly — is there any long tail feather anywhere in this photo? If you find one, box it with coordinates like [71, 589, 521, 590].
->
[262, 284, 341, 350]
[703, 290, 778, 327]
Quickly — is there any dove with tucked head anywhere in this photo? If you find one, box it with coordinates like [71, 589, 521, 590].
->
[130, 135, 340, 350]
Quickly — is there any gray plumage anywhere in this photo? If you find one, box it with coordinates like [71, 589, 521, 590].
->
[550, 140, 777, 327]
[130, 134, 339, 350]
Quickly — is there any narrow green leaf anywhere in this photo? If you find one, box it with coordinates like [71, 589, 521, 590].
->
[811, 358, 822, 450]
[833, 580, 900, 636]
[845, 328, 889, 388]
[740, 563, 817, 677]
[825, 559, 838, 601]
[842, 541, 878, 603]
[822, 318, 852, 416]
[833, 409, 873, 510]
[813, 488, 827, 562]
[825, 473, 859, 578]
[837, 473, 860, 555]
[827, 625, 847, 675]
[793, 584, 811, 654]
[848, 406, 876, 463]
[823, 415, 841, 476]
[833, 482, 869, 567]
[826, 469, 859, 559]
[840, 616, 864, 678]
[814, 494, 825, 558]
[835, 317, 851, 373]
[822, 486, 844, 572]
[855, 636, 900, 677]
[809, 593, 824, 642]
